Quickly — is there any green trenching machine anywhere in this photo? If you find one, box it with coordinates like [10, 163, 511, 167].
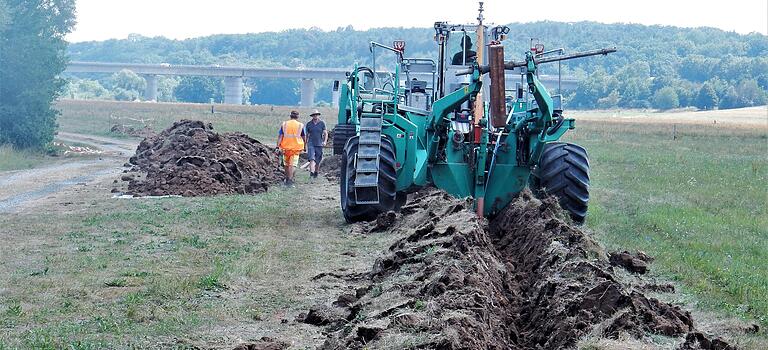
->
[332, 4, 615, 223]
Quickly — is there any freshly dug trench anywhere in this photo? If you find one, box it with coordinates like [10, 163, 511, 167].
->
[310, 189, 732, 349]
[122, 120, 283, 196]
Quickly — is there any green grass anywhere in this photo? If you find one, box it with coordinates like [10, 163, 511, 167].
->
[0, 145, 50, 172]
[0, 181, 386, 348]
[565, 121, 768, 326]
[0, 139, 105, 172]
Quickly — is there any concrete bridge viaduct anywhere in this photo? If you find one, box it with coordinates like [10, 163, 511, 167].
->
[65, 61, 578, 106]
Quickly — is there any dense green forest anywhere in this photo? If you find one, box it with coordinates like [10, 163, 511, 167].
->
[65, 21, 768, 109]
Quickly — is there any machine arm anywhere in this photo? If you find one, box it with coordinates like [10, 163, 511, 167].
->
[525, 52, 554, 127]
[427, 68, 482, 131]
[454, 47, 617, 76]
[425, 68, 483, 163]
[504, 47, 617, 69]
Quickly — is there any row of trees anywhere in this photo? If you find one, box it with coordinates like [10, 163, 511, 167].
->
[64, 71, 322, 106]
[570, 63, 767, 110]
[0, 0, 75, 149]
[68, 22, 768, 111]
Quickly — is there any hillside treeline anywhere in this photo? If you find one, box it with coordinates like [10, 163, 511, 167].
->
[66, 21, 768, 109]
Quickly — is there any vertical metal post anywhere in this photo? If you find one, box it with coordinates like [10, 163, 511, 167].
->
[472, 6, 485, 126]
[474, 1, 487, 217]
[558, 60, 562, 96]
[331, 80, 341, 107]
[371, 44, 377, 94]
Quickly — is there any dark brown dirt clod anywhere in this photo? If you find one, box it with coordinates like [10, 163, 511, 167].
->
[232, 337, 289, 350]
[303, 305, 349, 327]
[610, 250, 650, 274]
[370, 211, 396, 232]
[355, 326, 384, 343]
[678, 332, 737, 350]
[123, 120, 282, 196]
[744, 323, 760, 334]
[332, 293, 358, 307]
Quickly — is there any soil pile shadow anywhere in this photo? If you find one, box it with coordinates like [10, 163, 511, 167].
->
[310, 189, 732, 349]
[123, 120, 283, 196]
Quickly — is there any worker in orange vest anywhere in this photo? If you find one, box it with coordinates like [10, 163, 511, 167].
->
[276, 110, 306, 187]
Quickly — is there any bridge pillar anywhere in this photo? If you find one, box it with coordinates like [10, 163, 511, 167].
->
[301, 78, 315, 107]
[224, 76, 243, 105]
[144, 74, 158, 101]
[331, 80, 341, 107]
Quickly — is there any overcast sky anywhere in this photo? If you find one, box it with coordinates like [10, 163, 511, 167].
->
[67, 0, 767, 42]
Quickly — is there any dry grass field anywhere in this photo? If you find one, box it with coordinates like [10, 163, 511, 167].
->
[571, 106, 767, 127]
[56, 99, 338, 144]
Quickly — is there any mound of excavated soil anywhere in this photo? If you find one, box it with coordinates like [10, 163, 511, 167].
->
[307, 189, 733, 349]
[320, 154, 342, 182]
[123, 120, 283, 197]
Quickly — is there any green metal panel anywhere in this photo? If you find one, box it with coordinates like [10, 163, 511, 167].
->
[483, 165, 531, 215]
[382, 115, 417, 191]
[431, 163, 472, 198]
[336, 83, 352, 125]
[380, 109, 432, 192]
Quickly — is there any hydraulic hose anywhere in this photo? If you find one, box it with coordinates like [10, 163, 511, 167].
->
[546, 116, 565, 136]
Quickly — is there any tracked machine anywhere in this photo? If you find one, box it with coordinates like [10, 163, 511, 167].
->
[332, 4, 615, 224]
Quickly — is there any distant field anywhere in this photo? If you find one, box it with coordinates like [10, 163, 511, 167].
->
[56, 99, 337, 144]
[571, 106, 767, 127]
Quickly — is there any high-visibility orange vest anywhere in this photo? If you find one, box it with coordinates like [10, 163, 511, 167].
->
[279, 119, 305, 151]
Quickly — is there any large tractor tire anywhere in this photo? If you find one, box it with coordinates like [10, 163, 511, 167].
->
[332, 124, 357, 155]
[531, 142, 590, 224]
[340, 136, 397, 223]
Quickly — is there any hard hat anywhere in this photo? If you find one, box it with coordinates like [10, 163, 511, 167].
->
[310, 109, 321, 116]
